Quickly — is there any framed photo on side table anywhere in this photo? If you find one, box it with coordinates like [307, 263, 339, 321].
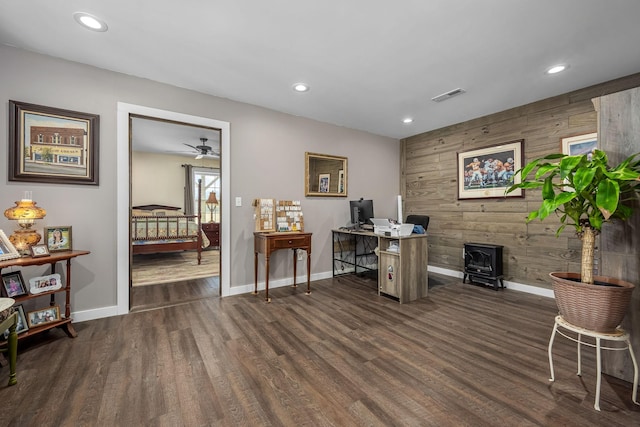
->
[457, 139, 524, 200]
[0, 230, 20, 262]
[44, 226, 72, 252]
[3, 304, 29, 338]
[1, 271, 28, 298]
[30, 243, 50, 258]
[8, 100, 99, 185]
[27, 305, 60, 328]
[28, 273, 62, 295]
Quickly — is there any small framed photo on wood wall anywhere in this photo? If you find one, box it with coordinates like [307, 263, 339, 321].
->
[561, 133, 597, 157]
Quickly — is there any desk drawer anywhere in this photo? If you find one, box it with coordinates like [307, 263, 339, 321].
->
[202, 222, 219, 232]
[271, 235, 310, 249]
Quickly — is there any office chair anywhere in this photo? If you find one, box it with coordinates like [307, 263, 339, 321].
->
[406, 215, 429, 231]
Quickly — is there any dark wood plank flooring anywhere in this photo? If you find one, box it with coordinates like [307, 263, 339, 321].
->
[130, 275, 219, 312]
[2, 274, 639, 426]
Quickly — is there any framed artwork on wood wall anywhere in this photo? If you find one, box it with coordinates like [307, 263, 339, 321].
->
[8, 100, 100, 185]
[457, 139, 524, 200]
[561, 132, 597, 157]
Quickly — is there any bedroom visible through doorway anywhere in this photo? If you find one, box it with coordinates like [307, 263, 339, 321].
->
[129, 115, 222, 311]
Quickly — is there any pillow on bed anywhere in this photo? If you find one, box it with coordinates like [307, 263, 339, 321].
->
[152, 209, 182, 216]
[132, 209, 152, 217]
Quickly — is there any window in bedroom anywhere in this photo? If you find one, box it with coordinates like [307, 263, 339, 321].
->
[193, 167, 220, 223]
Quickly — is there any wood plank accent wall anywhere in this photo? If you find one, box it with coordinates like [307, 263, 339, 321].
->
[400, 72, 640, 291]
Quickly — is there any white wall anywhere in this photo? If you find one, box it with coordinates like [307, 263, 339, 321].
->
[131, 151, 194, 208]
[0, 45, 399, 320]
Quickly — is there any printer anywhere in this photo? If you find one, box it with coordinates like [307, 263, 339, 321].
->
[370, 218, 414, 237]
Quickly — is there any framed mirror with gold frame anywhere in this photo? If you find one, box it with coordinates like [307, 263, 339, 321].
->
[305, 152, 347, 197]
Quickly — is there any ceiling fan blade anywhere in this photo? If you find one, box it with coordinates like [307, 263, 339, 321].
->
[183, 143, 198, 150]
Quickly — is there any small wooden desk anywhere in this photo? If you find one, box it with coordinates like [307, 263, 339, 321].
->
[254, 232, 312, 302]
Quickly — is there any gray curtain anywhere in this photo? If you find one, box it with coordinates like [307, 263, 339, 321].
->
[184, 164, 194, 215]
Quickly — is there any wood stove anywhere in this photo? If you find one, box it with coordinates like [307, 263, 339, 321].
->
[463, 243, 504, 290]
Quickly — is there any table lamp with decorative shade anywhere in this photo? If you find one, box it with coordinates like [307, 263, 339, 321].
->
[4, 191, 46, 255]
[206, 192, 218, 222]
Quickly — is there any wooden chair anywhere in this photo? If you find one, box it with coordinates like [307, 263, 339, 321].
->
[0, 298, 18, 386]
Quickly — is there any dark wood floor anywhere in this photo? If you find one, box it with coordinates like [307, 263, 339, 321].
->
[2, 274, 639, 426]
[130, 275, 220, 312]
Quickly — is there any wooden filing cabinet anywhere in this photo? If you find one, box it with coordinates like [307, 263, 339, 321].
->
[377, 235, 428, 303]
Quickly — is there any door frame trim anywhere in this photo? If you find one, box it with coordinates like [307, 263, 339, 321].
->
[116, 102, 231, 314]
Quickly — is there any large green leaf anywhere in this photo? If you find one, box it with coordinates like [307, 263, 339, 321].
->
[596, 179, 619, 220]
[538, 199, 556, 220]
[573, 167, 596, 193]
[518, 159, 540, 180]
[535, 163, 559, 180]
[555, 191, 577, 205]
[559, 156, 582, 179]
[542, 176, 555, 200]
[606, 168, 640, 181]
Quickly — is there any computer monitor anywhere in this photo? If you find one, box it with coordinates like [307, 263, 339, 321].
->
[350, 198, 374, 228]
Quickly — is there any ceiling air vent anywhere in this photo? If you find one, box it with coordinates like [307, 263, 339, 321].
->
[431, 88, 466, 102]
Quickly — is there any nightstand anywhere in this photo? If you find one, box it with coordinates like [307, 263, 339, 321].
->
[202, 222, 220, 248]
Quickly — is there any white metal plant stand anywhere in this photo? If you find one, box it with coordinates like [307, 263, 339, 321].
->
[548, 315, 639, 411]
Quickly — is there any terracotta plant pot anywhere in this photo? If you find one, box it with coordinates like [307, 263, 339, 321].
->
[550, 272, 635, 333]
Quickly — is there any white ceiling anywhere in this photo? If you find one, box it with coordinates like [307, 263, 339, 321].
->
[2, 1, 640, 142]
[130, 117, 221, 158]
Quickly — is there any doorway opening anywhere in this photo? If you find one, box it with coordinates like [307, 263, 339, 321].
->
[129, 115, 221, 311]
[116, 103, 231, 315]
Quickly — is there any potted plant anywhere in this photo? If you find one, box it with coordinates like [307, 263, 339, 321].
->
[506, 149, 640, 332]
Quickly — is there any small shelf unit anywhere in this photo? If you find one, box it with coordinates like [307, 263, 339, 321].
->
[0, 250, 90, 343]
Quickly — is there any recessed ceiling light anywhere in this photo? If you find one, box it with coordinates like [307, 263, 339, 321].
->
[546, 64, 567, 75]
[293, 83, 310, 92]
[402, 118, 413, 124]
[73, 12, 108, 32]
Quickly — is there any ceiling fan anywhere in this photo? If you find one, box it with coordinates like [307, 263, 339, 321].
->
[183, 137, 219, 159]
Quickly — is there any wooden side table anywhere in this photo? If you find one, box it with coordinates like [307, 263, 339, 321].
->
[0, 250, 90, 340]
[254, 232, 312, 302]
[548, 315, 639, 411]
[201, 222, 220, 248]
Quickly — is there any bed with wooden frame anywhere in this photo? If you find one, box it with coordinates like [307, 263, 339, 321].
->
[131, 187, 203, 264]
